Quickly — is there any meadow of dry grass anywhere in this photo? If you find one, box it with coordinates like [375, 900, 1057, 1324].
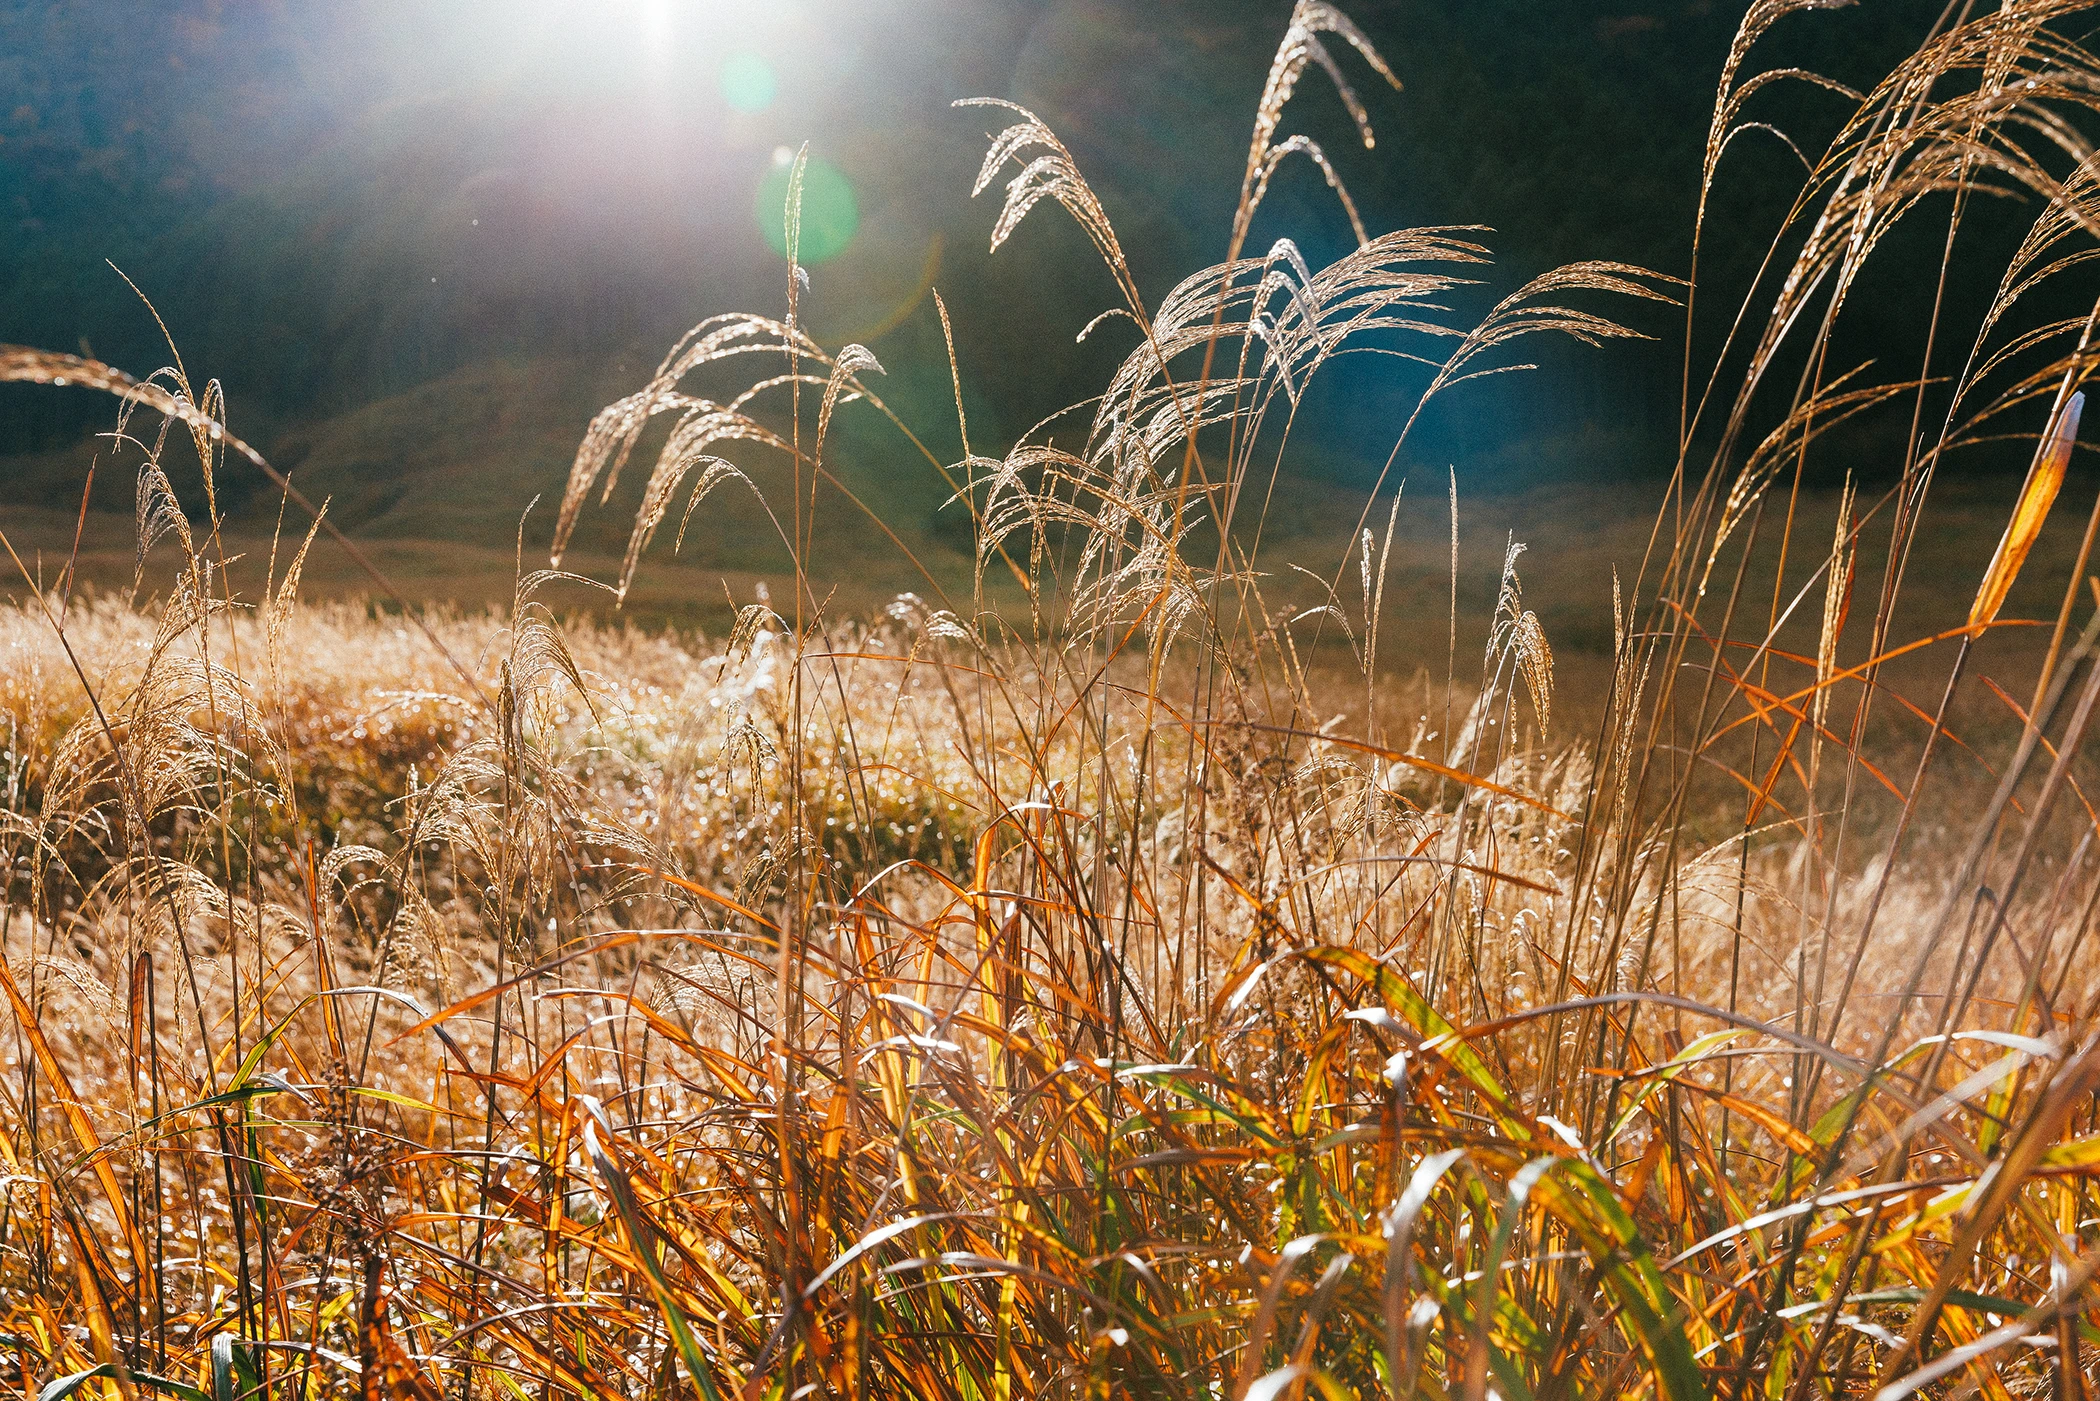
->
[14, 3, 2100, 1399]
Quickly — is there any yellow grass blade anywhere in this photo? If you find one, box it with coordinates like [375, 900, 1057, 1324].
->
[1970, 391, 2083, 635]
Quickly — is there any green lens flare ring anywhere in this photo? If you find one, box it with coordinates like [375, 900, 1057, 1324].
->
[756, 156, 859, 265]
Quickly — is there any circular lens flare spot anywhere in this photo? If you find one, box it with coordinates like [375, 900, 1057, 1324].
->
[720, 52, 776, 113]
[756, 156, 859, 264]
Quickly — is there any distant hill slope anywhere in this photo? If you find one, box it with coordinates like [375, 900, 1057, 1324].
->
[0, 351, 975, 608]
[9, 354, 2081, 702]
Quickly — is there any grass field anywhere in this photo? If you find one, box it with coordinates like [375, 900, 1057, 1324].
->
[12, 3, 2100, 1399]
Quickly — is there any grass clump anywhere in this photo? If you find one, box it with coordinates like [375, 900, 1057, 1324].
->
[11, 3, 2100, 1398]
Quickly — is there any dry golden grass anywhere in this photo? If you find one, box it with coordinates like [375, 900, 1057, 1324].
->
[13, 3, 2100, 1399]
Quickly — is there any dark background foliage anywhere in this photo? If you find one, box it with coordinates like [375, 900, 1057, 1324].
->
[0, 0, 1979, 541]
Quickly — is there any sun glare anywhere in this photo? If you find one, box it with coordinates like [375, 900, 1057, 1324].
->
[503, 1, 788, 86]
[638, 0, 674, 52]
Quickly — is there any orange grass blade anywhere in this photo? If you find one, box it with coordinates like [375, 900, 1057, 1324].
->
[1231, 723, 1573, 818]
[634, 866, 780, 932]
[0, 958, 154, 1282]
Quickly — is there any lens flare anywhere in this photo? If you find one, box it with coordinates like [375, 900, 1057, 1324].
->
[719, 51, 776, 112]
[755, 155, 858, 264]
